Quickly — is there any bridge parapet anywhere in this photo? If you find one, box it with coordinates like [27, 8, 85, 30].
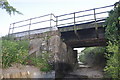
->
[8, 5, 114, 39]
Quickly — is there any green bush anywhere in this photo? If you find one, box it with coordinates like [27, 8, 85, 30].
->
[26, 56, 52, 72]
[104, 53, 120, 79]
[2, 36, 52, 72]
[104, 2, 120, 79]
[79, 47, 106, 67]
[2, 39, 29, 68]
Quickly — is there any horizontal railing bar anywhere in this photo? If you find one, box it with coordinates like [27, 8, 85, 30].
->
[31, 20, 50, 25]
[76, 18, 106, 23]
[95, 11, 109, 15]
[76, 17, 106, 24]
[57, 22, 74, 27]
[58, 11, 109, 22]
[58, 17, 74, 22]
[58, 12, 108, 23]
[57, 13, 74, 17]
[75, 11, 109, 19]
[75, 13, 94, 19]
[57, 5, 114, 18]
[13, 24, 30, 28]
[30, 14, 51, 20]
[75, 5, 114, 14]
[94, 5, 114, 10]
[74, 9, 95, 14]
[57, 9, 95, 17]
[58, 17, 106, 27]
[96, 17, 107, 20]
[11, 26, 55, 35]
[13, 19, 53, 28]
[12, 14, 52, 24]
[12, 19, 30, 24]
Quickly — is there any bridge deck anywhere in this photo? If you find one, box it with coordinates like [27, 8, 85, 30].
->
[59, 21, 106, 48]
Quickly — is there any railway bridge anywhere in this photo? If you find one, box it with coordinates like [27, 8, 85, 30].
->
[8, 4, 114, 78]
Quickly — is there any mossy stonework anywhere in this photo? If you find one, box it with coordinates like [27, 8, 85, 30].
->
[29, 30, 77, 77]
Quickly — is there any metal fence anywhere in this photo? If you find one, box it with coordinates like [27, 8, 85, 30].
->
[56, 5, 114, 27]
[8, 4, 114, 38]
[8, 13, 57, 37]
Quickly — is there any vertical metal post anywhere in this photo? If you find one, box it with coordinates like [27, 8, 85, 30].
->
[29, 19, 31, 40]
[94, 9, 99, 38]
[8, 24, 11, 37]
[74, 12, 76, 26]
[56, 16, 58, 27]
[12, 23, 15, 36]
[74, 12, 77, 32]
[73, 12, 76, 31]
[73, 12, 80, 39]
[50, 13, 52, 27]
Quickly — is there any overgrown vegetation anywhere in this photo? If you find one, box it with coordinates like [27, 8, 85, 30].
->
[2, 36, 52, 72]
[79, 47, 106, 67]
[25, 56, 52, 72]
[2, 37, 29, 68]
[104, 2, 120, 79]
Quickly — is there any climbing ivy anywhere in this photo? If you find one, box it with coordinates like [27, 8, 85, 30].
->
[104, 2, 120, 79]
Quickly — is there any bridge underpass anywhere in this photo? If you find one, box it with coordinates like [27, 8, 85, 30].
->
[57, 20, 108, 78]
[57, 21, 108, 78]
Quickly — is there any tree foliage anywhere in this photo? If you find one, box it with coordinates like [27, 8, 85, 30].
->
[2, 37, 29, 68]
[104, 2, 120, 79]
[0, 0, 22, 15]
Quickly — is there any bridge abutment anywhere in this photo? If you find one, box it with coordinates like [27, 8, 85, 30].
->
[29, 30, 77, 78]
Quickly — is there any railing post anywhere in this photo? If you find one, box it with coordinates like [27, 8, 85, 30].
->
[29, 19, 31, 40]
[94, 9, 99, 38]
[8, 24, 11, 37]
[12, 23, 15, 36]
[50, 13, 52, 28]
[56, 16, 58, 27]
[73, 12, 80, 39]
[73, 12, 76, 31]
[74, 12, 76, 26]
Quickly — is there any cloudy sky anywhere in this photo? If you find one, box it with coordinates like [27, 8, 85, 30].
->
[0, 0, 119, 36]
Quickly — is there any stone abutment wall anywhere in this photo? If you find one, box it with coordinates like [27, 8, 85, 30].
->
[29, 30, 77, 77]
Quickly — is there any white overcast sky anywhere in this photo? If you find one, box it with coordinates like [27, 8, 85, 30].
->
[0, 0, 119, 37]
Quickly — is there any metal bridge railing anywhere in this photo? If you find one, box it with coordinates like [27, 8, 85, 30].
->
[8, 4, 114, 38]
[56, 5, 114, 27]
[8, 13, 57, 38]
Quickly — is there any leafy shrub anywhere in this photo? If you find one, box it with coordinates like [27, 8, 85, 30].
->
[2, 39, 29, 68]
[25, 56, 52, 72]
[104, 53, 120, 79]
[79, 47, 106, 67]
[104, 2, 120, 79]
[2, 36, 52, 72]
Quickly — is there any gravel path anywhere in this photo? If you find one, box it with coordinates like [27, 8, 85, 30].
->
[64, 63, 104, 79]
